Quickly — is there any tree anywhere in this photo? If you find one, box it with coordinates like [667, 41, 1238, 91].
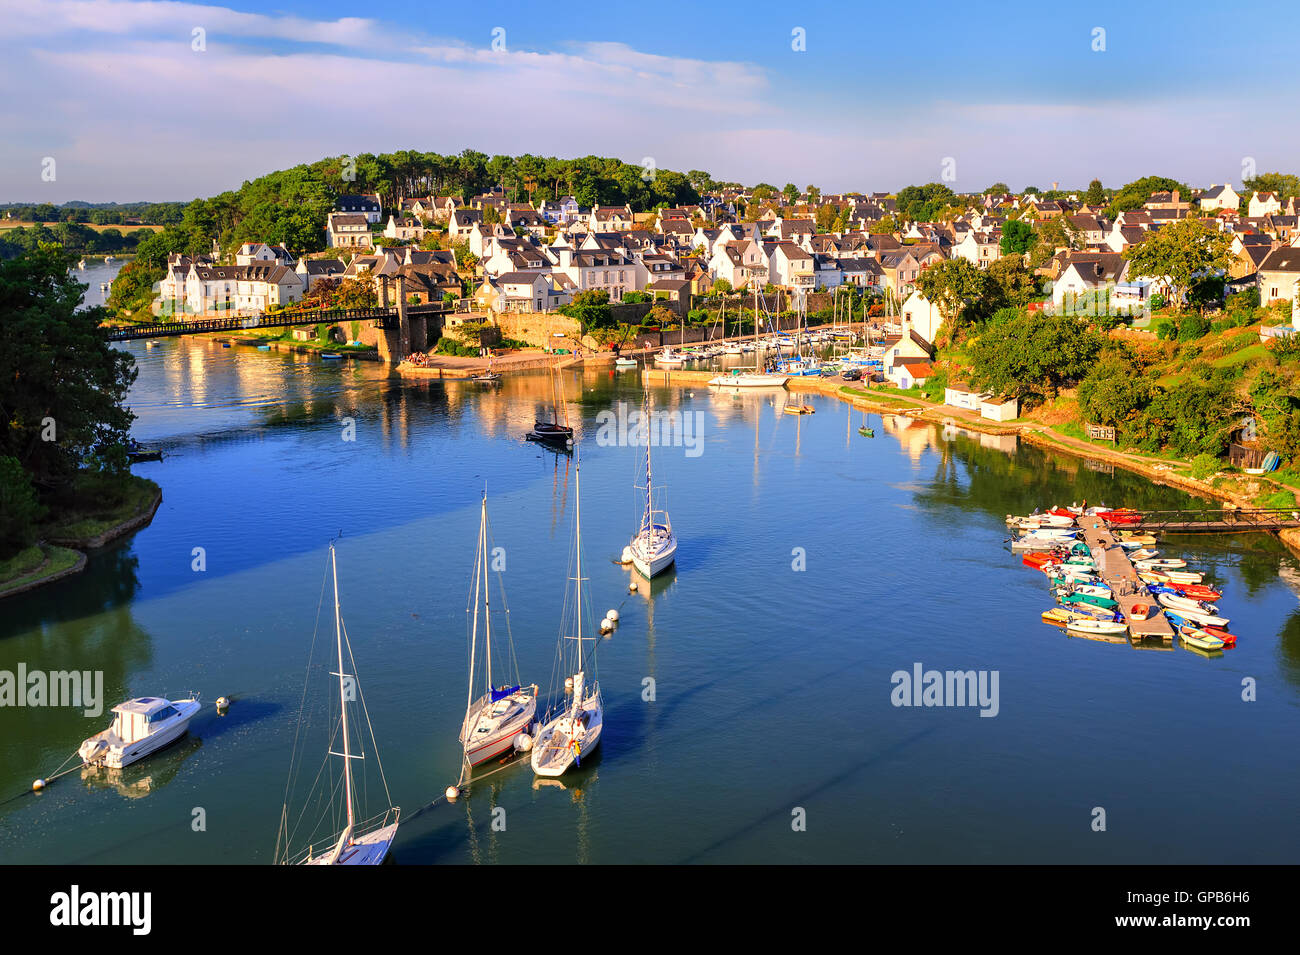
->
[0, 244, 138, 484]
[1084, 179, 1105, 205]
[968, 312, 1105, 398]
[1243, 172, 1300, 201]
[896, 183, 957, 222]
[335, 277, 377, 310]
[560, 289, 614, 333]
[986, 257, 1038, 306]
[0, 455, 45, 558]
[1077, 353, 1155, 429]
[1107, 175, 1191, 214]
[782, 183, 799, 202]
[1122, 217, 1231, 305]
[983, 182, 1010, 195]
[913, 258, 996, 330]
[1000, 219, 1034, 256]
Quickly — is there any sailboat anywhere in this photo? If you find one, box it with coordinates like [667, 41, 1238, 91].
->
[532, 454, 603, 777]
[459, 492, 537, 769]
[708, 285, 788, 389]
[275, 543, 400, 865]
[530, 354, 574, 446]
[626, 391, 678, 578]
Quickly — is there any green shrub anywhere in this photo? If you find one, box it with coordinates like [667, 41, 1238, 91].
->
[433, 336, 478, 357]
[1178, 313, 1211, 341]
[0, 456, 46, 559]
[1188, 453, 1220, 481]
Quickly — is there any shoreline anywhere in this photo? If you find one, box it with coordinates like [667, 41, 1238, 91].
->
[0, 482, 163, 601]
[645, 366, 1300, 560]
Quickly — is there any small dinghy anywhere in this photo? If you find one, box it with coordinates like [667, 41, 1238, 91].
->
[614, 357, 638, 368]
[321, 352, 342, 360]
[1130, 548, 1159, 561]
[1129, 603, 1152, 621]
[782, 404, 815, 415]
[1178, 627, 1225, 652]
[1163, 569, 1204, 584]
[79, 695, 201, 769]
[468, 372, 502, 384]
[1059, 591, 1119, 611]
[1067, 618, 1128, 637]
[1135, 557, 1187, 570]
[1159, 600, 1229, 628]
[1170, 582, 1222, 602]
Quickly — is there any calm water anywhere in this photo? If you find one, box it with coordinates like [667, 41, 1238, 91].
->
[2, 339, 1299, 864]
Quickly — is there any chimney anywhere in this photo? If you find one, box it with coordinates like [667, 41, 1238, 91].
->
[1171, 190, 1180, 206]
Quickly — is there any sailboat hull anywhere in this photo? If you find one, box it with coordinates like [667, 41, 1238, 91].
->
[630, 529, 677, 578]
[305, 822, 399, 866]
[531, 694, 603, 777]
[461, 690, 538, 766]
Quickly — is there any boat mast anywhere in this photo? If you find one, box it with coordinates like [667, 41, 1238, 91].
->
[482, 493, 493, 691]
[641, 390, 653, 534]
[573, 456, 584, 710]
[330, 543, 355, 857]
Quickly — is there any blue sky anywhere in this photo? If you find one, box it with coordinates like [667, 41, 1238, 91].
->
[2, 0, 1297, 202]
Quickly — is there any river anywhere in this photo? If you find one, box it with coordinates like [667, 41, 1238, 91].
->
[1, 338, 1298, 864]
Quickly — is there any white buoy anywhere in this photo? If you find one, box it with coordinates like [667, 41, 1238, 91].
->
[628, 581, 638, 593]
[600, 617, 613, 634]
[215, 696, 230, 712]
[620, 546, 634, 565]
[32, 778, 46, 792]
[445, 785, 460, 801]
[514, 733, 534, 752]
[607, 609, 620, 623]
[565, 676, 574, 692]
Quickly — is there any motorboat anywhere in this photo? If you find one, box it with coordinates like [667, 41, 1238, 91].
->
[1066, 618, 1128, 637]
[79, 695, 201, 769]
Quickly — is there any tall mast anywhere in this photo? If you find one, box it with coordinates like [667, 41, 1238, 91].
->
[642, 390, 653, 534]
[482, 493, 493, 691]
[330, 544, 355, 850]
[467, 495, 483, 726]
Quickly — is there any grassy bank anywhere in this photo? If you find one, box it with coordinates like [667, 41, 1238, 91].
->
[1, 472, 161, 600]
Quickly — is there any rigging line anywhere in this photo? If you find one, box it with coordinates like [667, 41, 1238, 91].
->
[340, 616, 394, 808]
[281, 553, 331, 826]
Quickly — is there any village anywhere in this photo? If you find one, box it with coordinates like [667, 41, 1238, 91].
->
[137, 177, 1300, 422]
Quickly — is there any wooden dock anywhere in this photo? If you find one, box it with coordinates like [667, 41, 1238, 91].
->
[1077, 520, 1173, 640]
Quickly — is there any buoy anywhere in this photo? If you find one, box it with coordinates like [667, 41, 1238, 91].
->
[32, 778, 47, 792]
[564, 676, 574, 692]
[628, 581, 638, 593]
[599, 617, 613, 634]
[514, 733, 534, 752]
[607, 609, 620, 623]
[215, 696, 230, 712]
[620, 546, 634, 565]
[566, 438, 574, 448]
[445, 785, 459, 801]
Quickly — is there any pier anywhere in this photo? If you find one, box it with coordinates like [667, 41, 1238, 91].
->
[1126, 506, 1300, 533]
[1077, 520, 1173, 640]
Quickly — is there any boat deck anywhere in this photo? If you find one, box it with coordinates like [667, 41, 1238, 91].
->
[1078, 521, 1173, 640]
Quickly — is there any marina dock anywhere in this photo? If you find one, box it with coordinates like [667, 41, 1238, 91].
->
[1077, 520, 1173, 640]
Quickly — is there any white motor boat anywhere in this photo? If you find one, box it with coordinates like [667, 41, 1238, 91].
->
[653, 348, 686, 366]
[708, 371, 789, 388]
[722, 343, 744, 355]
[1066, 618, 1128, 637]
[79, 695, 201, 769]
[614, 357, 638, 368]
[1158, 594, 1229, 627]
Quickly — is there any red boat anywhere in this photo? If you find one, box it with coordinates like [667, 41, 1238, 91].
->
[1023, 552, 1057, 569]
[1096, 509, 1144, 525]
[1046, 508, 1076, 519]
[1129, 603, 1152, 621]
[1200, 625, 1237, 646]
[1171, 582, 1222, 602]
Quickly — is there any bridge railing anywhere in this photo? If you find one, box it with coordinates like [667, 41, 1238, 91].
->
[1130, 507, 1300, 529]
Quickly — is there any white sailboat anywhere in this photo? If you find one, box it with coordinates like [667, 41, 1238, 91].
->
[532, 455, 604, 777]
[626, 391, 677, 578]
[276, 543, 399, 865]
[709, 285, 788, 388]
[459, 492, 537, 770]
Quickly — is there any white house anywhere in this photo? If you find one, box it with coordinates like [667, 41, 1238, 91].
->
[900, 290, 945, 344]
[1051, 252, 1128, 308]
[951, 232, 1001, 268]
[326, 213, 373, 250]
[710, 238, 768, 288]
[769, 241, 815, 289]
[1249, 191, 1283, 218]
[1200, 184, 1241, 212]
[980, 395, 1019, 421]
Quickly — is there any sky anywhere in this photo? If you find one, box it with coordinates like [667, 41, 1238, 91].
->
[3, 0, 1298, 203]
